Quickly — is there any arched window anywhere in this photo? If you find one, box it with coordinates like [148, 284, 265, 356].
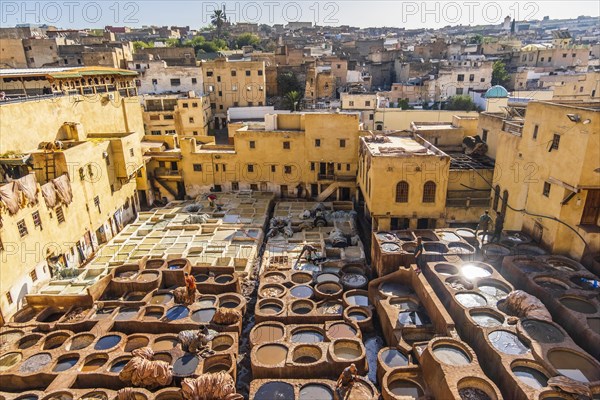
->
[493, 185, 500, 211]
[396, 181, 409, 203]
[501, 190, 509, 215]
[423, 181, 436, 203]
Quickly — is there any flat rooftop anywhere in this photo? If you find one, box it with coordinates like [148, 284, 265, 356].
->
[449, 153, 495, 170]
[362, 135, 439, 157]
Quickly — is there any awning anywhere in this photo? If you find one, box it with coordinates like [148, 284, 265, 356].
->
[0, 154, 32, 166]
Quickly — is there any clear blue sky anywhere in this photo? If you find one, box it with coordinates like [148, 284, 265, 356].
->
[1, 1, 598, 30]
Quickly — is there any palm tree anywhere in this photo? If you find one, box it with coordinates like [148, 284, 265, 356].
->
[211, 10, 226, 40]
[285, 91, 302, 112]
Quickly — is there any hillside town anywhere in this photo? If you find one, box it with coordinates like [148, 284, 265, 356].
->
[0, 5, 599, 400]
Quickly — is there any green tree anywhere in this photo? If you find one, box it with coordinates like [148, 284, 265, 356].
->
[132, 41, 153, 51]
[235, 33, 260, 48]
[491, 60, 510, 87]
[165, 38, 182, 47]
[470, 34, 484, 45]
[397, 99, 411, 110]
[284, 91, 302, 111]
[445, 95, 479, 111]
[277, 71, 302, 96]
[211, 10, 226, 39]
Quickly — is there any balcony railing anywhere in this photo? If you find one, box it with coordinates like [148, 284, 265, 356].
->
[318, 174, 356, 182]
[502, 121, 524, 136]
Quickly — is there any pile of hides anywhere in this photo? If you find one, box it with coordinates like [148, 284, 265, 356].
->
[184, 213, 211, 225]
[497, 290, 552, 321]
[180, 372, 243, 400]
[178, 328, 216, 356]
[329, 228, 348, 248]
[116, 388, 137, 400]
[0, 182, 26, 215]
[119, 347, 173, 389]
[463, 135, 489, 156]
[52, 174, 73, 205]
[173, 286, 195, 306]
[267, 217, 293, 238]
[213, 307, 242, 325]
[183, 203, 204, 213]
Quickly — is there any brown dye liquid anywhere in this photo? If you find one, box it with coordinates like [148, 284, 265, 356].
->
[328, 324, 356, 339]
[256, 344, 287, 365]
[522, 320, 564, 343]
[204, 363, 230, 373]
[81, 358, 107, 371]
[588, 318, 600, 334]
[334, 344, 361, 360]
[251, 325, 284, 344]
[153, 339, 178, 351]
[388, 380, 423, 398]
[0, 352, 22, 371]
[260, 304, 282, 315]
[150, 294, 173, 304]
[560, 298, 597, 314]
[68, 335, 95, 350]
[433, 346, 471, 365]
[548, 350, 600, 382]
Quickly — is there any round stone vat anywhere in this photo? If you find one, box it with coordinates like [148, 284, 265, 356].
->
[254, 382, 294, 399]
[257, 299, 284, 316]
[167, 259, 189, 270]
[191, 308, 216, 323]
[332, 339, 362, 361]
[448, 242, 476, 254]
[0, 330, 24, 350]
[291, 300, 315, 315]
[115, 307, 140, 321]
[256, 344, 288, 366]
[94, 334, 122, 351]
[377, 232, 398, 242]
[12, 307, 39, 323]
[456, 228, 476, 239]
[250, 323, 285, 346]
[402, 242, 417, 253]
[514, 260, 549, 273]
[143, 306, 164, 320]
[438, 231, 461, 242]
[43, 332, 70, 350]
[457, 377, 499, 400]
[80, 392, 108, 400]
[202, 354, 232, 374]
[445, 276, 473, 291]
[136, 271, 159, 283]
[53, 354, 80, 372]
[515, 244, 547, 256]
[194, 274, 209, 283]
[341, 263, 366, 275]
[559, 296, 597, 314]
[263, 271, 287, 283]
[211, 335, 234, 352]
[521, 319, 565, 344]
[314, 281, 343, 299]
[299, 384, 334, 400]
[318, 301, 343, 316]
[65, 333, 95, 351]
[547, 349, 600, 382]
[93, 307, 115, 320]
[396, 231, 416, 242]
[292, 272, 314, 284]
[482, 244, 512, 260]
[461, 263, 493, 280]
[125, 336, 150, 352]
[37, 308, 65, 323]
[81, 354, 108, 372]
[153, 336, 179, 352]
[435, 263, 459, 276]
[197, 295, 218, 308]
[290, 285, 314, 299]
[344, 290, 370, 307]
[292, 328, 324, 343]
[315, 272, 339, 284]
[125, 291, 145, 301]
[259, 283, 287, 298]
[215, 274, 233, 284]
[165, 305, 190, 320]
[546, 257, 579, 272]
[488, 330, 529, 355]
[109, 356, 131, 373]
[327, 323, 358, 340]
[340, 273, 368, 290]
[379, 348, 409, 368]
[534, 276, 570, 292]
[389, 297, 420, 311]
[511, 363, 549, 389]
[219, 294, 240, 308]
[154, 389, 183, 400]
[381, 242, 401, 252]
[42, 391, 74, 400]
[398, 310, 431, 326]
[293, 345, 322, 364]
[385, 373, 424, 398]
[477, 280, 511, 301]
[456, 292, 488, 308]
[379, 282, 413, 298]
[0, 352, 22, 372]
[20, 353, 52, 373]
[145, 259, 166, 269]
[432, 342, 472, 366]
[19, 334, 43, 350]
[173, 353, 199, 377]
[469, 309, 505, 328]
[345, 306, 371, 322]
[423, 242, 449, 254]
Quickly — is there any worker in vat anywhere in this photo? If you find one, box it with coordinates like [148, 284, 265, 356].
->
[413, 237, 424, 274]
[184, 272, 197, 304]
[336, 363, 359, 398]
[476, 210, 493, 242]
[491, 212, 505, 243]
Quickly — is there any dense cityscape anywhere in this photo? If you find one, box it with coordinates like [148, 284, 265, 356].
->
[0, 2, 599, 399]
